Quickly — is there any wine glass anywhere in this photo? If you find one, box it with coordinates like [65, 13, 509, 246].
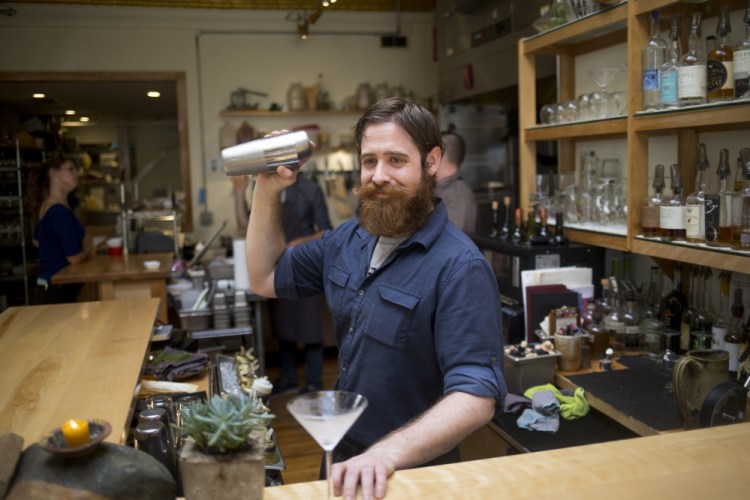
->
[586, 66, 623, 118]
[287, 391, 368, 500]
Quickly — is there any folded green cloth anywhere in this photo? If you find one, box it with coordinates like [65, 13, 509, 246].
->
[524, 384, 590, 420]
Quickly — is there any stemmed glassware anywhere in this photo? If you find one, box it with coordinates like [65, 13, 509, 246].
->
[287, 391, 368, 500]
[587, 66, 624, 119]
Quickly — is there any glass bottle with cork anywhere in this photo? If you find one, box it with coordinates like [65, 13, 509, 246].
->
[734, 0, 750, 99]
[660, 164, 686, 241]
[660, 13, 682, 109]
[705, 148, 733, 247]
[662, 263, 687, 341]
[690, 266, 715, 349]
[641, 163, 666, 237]
[680, 266, 698, 353]
[489, 199, 501, 238]
[511, 207, 523, 244]
[685, 144, 709, 243]
[725, 288, 746, 377]
[710, 271, 732, 351]
[733, 157, 750, 249]
[679, 11, 707, 106]
[707, 4, 734, 102]
[499, 195, 512, 240]
[643, 9, 668, 109]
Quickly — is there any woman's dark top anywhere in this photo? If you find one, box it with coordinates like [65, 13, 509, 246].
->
[34, 204, 85, 281]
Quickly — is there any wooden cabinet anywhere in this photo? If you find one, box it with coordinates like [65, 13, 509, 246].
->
[518, 0, 750, 273]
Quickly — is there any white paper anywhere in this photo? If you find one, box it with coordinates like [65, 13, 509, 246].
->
[233, 239, 250, 291]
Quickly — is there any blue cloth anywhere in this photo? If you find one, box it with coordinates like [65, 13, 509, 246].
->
[275, 200, 507, 449]
[517, 408, 560, 433]
[34, 204, 85, 281]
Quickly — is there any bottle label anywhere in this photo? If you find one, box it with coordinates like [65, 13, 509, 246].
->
[660, 206, 686, 229]
[707, 60, 733, 92]
[704, 194, 721, 243]
[678, 65, 707, 99]
[660, 70, 678, 105]
[685, 203, 704, 238]
[643, 69, 660, 91]
[625, 325, 640, 335]
[680, 322, 691, 351]
[736, 49, 750, 74]
[726, 342, 740, 372]
[641, 205, 660, 231]
[711, 326, 727, 350]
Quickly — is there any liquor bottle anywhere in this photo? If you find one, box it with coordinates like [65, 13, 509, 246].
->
[489, 199, 501, 238]
[734, 158, 750, 249]
[644, 265, 663, 321]
[710, 271, 732, 351]
[662, 263, 687, 334]
[679, 266, 697, 353]
[643, 10, 668, 109]
[525, 206, 538, 244]
[724, 288, 746, 376]
[679, 11, 707, 106]
[685, 144, 709, 243]
[511, 207, 523, 243]
[660, 164, 686, 241]
[690, 266, 715, 349]
[499, 195, 511, 240]
[735, 0, 750, 99]
[660, 13, 682, 108]
[532, 206, 551, 245]
[602, 276, 626, 352]
[552, 212, 569, 245]
[706, 148, 733, 247]
[707, 5, 734, 102]
[641, 164, 666, 237]
[737, 148, 750, 191]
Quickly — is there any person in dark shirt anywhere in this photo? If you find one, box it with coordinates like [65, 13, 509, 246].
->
[436, 130, 477, 233]
[33, 156, 89, 304]
[233, 173, 332, 395]
[244, 98, 506, 499]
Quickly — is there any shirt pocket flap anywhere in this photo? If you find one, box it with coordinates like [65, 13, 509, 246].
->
[327, 266, 350, 288]
[377, 286, 419, 311]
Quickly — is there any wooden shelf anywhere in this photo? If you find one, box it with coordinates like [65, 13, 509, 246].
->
[525, 117, 627, 140]
[633, 100, 750, 133]
[632, 237, 750, 274]
[522, 1, 628, 55]
[219, 109, 361, 118]
[566, 228, 628, 252]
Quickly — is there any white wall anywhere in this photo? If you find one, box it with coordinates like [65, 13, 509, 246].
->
[0, 3, 436, 241]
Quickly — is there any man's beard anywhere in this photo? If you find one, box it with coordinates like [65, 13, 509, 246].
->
[354, 172, 436, 237]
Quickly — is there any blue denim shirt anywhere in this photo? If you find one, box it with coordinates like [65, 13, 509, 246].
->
[275, 201, 507, 447]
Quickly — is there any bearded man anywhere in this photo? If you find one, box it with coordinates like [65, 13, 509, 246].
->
[245, 97, 506, 500]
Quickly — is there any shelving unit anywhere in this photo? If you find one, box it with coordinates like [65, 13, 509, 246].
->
[518, 0, 750, 272]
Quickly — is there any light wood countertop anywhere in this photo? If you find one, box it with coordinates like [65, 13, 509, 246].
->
[0, 299, 160, 448]
[51, 252, 173, 284]
[264, 421, 750, 499]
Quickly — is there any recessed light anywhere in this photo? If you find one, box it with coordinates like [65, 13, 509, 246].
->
[80, 116, 90, 122]
[32, 93, 45, 99]
[147, 91, 161, 98]
[65, 110, 76, 115]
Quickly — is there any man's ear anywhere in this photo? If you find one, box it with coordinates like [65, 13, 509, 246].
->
[426, 146, 441, 176]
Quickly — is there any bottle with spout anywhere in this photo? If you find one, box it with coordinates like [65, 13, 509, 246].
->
[685, 143, 709, 243]
[660, 164, 686, 241]
[678, 11, 707, 106]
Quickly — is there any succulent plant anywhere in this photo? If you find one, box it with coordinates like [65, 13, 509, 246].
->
[177, 393, 274, 454]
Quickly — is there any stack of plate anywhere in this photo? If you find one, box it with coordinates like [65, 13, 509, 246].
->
[212, 291, 231, 330]
[233, 290, 251, 327]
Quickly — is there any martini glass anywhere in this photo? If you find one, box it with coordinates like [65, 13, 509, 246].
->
[586, 67, 622, 118]
[287, 390, 368, 499]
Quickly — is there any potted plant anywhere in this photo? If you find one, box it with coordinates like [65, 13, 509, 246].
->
[177, 393, 274, 500]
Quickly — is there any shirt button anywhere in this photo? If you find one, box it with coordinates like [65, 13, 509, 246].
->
[357, 289, 364, 296]
[349, 327, 353, 333]
[491, 354, 498, 364]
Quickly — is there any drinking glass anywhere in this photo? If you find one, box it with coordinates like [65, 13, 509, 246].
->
[540, 104, 556, 124]
[576, 93, 591, 121]
[587, 66, 623, 119]
[287, 391, 368, 500]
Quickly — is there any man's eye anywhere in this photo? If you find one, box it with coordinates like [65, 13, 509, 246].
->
[361, 158, 376, 167]
[390, 157, 404, 165]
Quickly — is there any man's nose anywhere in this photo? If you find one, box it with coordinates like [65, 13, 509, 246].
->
[371, 161, 390, 185]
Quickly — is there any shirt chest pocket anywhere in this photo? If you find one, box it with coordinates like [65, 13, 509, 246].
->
[364, 286, 420, 350]
[326, 265, 351, 318]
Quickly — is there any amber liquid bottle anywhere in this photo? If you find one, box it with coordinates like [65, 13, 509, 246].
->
[499, 196, 511, 240]
[707, 5, 734, 102]
[489, 199, 501, 238]
[511, 207, 523, 244]
[662, 263, 687, 335]
[641, 164, 665, 237]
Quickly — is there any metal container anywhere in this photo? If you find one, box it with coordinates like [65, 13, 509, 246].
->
[503, 350, 561, 395]
[222, 130, 312, 176]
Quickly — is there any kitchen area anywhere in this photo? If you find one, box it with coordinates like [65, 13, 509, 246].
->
[2, 0, 750, 498]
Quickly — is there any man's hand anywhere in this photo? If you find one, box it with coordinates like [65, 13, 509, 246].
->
[332, 449, 395, 500]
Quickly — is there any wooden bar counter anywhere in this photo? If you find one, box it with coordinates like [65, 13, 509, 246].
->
[51, 252, 173, 323]
[0, 299, 160, 448]
[264, 421, 750, 498]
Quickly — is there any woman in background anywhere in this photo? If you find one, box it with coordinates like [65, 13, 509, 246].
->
[33, 155, 89, 304]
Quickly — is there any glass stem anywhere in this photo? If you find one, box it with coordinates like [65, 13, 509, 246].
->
[326, 450, 333, 500]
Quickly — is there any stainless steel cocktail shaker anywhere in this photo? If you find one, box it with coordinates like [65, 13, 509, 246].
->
[222, 130, 312, 176]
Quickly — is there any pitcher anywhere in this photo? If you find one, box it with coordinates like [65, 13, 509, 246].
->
[673, 349, 731, 428]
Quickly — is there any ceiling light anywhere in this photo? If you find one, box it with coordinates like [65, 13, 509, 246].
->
[65, 110, 76, 115]
[298, 19, 309, 40]
[32, 93, 45, 99]
[322, 0, 330, 6]
[147, 91, 160, 98]
[80, 116, 90, 122]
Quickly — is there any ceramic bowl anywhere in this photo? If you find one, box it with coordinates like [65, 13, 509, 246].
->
[143, 260, 160, 271]
[39, 419, 111, 458]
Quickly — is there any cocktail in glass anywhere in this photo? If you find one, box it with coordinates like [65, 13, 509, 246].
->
[287, 390, 368, 499]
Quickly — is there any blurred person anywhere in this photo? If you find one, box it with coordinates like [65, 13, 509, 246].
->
[33, 156, 89, 304]
[245, 98, 506, 499]
[435, 130, 477, 233]
[233, 173, 332, 395]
